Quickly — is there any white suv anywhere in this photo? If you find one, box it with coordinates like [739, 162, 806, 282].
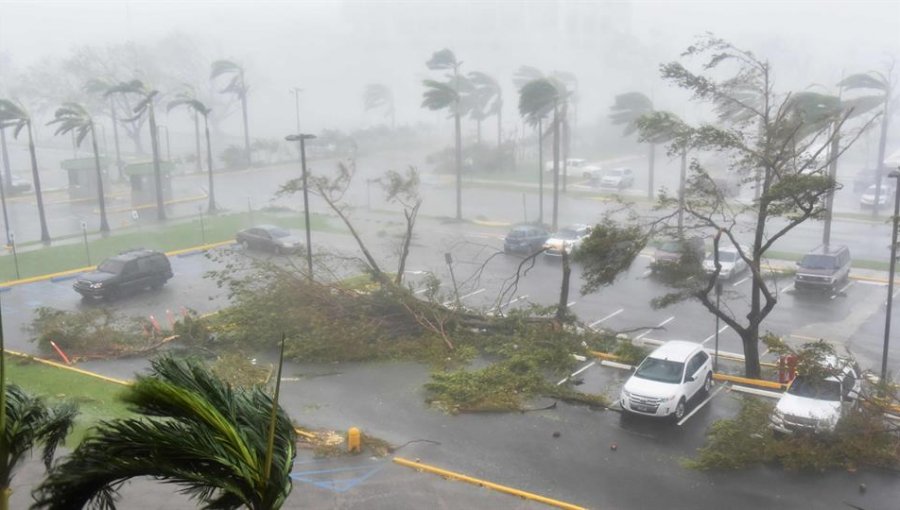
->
[620, 341, 713, 420]
[769, 356, 861, 435]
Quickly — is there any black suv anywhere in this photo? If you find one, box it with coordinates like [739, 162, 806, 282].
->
[794, 245, 851, 292]
[504, 224, 550, 254]
[74, 249, 173, 300]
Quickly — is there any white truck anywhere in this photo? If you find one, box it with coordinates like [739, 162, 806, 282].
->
[769, 356, 861, 434]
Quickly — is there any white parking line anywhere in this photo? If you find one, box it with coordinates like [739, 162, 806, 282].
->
[556, 360, 596, 386]
[732, 276, 749, 287]
[641, 269, 652, 277]
[635, 316, 674, 341]
[701, 324, 730, 344]
[414, 288, 428, 295]
[442, 288, 485, 305]
[589, 308, 624, 328]
[858, 280, 888, 286]
[404, 270, 427, 275]
[780, 283, 794, 294]
[677, 384, 725, 426]
[567, 301, 576, 307]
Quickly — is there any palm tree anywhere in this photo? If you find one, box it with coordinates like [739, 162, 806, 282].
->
[552, 71, 577, 193]
[468, 72, 502, 147]
[610, 92, 656, 199]
[168, 96, 217, 213]
[634, 111, 693, 234]
[363, 83, 395, 129]
[0, 99, 51, 243]
[32, 356, 297, 510]
[211, 59, 251, 167]
[104, 80, 166, 220]
[519, 78, 565, 230]
[422, 48, 466, 220]
[514, 67, 547, 224]
[84, 79, 125, 181]
[48, 103, 111, 233]
[839, 68, 896, 216]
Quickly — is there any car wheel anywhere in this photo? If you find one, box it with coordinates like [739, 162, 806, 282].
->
[673, 398, 686, 421]
[703, 372, 713, 394]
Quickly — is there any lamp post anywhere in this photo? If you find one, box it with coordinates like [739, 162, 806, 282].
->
[714, 280, 723, 372]
[881, 168, 900, 382]
[156, 125, 171, 162]
[290, 87, 303, 134]
[285, 133, 316, 281]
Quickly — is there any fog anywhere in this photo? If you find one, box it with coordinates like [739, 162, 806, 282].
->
[1, 0, 898, 140]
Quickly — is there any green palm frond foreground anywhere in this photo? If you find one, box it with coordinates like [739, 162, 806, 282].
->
[31, 357, 296, 510]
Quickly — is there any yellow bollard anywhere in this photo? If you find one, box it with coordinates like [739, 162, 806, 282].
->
[347, 427, 361, 453]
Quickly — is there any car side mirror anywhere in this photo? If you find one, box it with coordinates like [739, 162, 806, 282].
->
[685, 375, 695, 382]
[843, 394, 853, 402]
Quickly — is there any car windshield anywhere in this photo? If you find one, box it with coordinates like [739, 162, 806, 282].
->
[508, 229, 530, 238]
[554, 229, 579, 240]
[634, 357, 684, 384]
[660, 241, 681, 253]
[97, 259, 125, 274]
[706, 251, 737, 263]
[787, 376, 841, 401]
[267, 227, 290, 238]
[800, 254, 838, 270]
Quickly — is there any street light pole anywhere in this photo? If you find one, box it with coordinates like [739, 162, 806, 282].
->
[285, 133, 316, 281]
[290, 87, 303, 134]
[881, 168, 900, 382]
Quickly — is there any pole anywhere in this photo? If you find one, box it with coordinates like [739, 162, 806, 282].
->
[300, 136, 313, 281]
[199, 205, 206, 244]
[538, 118, 544, 225]
[9, 233, 18, 279]
[881, 170, 900, 382]
[291, 87, 302, 134]
[0, 130, 10, 244]
[522, 192, 527, 223]
[445, 253, 461, 309]
[81, 221, 91, 266]
[247, 196, 253, 225]
[714, 280, 723, 372]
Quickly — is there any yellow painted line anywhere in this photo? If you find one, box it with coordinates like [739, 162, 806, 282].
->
[393, 457, 587, 510]
[105, 193, 207, 214]
[294, 427, 316, 440]
[6, 349, 131, 386]
[0, 240, 236, 287]
[591, 350, 622, 361]
[471, 219, 512, 228]
[713, 373, 785, 391]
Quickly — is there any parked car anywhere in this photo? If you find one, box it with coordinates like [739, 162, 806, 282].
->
[8, 175, 31, 195]
[794, 245, 851, 292]
[73, 249, 173, 300]
[236, 225, 303, 254]
[620, 341, 713, 421]
[503, 224, 550, 254]
[853, 168, 878, 193]
[545, 158, 587, 173]
[702, 243, 749, 279]
[651, 237, 705, 272]
[769, 356, 861, 435]
[860, 182, 895, 208]
[543, 224, 592, 256]
[597, 167, 634, 189]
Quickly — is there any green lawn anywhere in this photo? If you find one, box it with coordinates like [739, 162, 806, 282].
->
[6, 357, 133, 444]
[0, 211, 334, 282]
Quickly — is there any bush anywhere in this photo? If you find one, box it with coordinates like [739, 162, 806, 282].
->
[28, 307, 149, 357]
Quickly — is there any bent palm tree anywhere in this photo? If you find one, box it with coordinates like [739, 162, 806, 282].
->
[48, 103, 111, 233]
[104, 80, 166, 220]
[32, 356, 296, 510]
[0, 99, 51, 243]
[519, 78, 564, 230]
[84, 78, 125, 180]
[423, 48, 466, 221]
[468, 71, 502, 147]
[0, 386, 76, 510]
[211, 59, 251, 167]
[610, 92, 655, 199]
[634, 111, 693, 233]
[168, 95, 217, 213]
[363, 83, 395, 129]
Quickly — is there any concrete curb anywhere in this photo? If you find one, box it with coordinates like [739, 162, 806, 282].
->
[392, 457, 587, 510]
[6, 349, 131, 386]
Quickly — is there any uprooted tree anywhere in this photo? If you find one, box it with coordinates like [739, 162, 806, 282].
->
[639, 35, 879, 378]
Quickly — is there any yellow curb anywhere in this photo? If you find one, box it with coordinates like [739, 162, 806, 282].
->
[104, 193, 208, 214]
[591, 351, 622, 361]
[471, 219, 512, 228]
[392, 457, 587, 510]
[713, 373, 785, 391]
[0, 240, 236, 288]
[6, 349, 131, 386]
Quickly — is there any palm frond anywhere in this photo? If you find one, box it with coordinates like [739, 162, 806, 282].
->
[517, 78, 557, 125]
[425, 49, 458, 71]
[103, 79, 145, 98]
[512, 65, 544, 89]
[421, 79, 458, 111]
[838, 73, 888, 92]
[210, 59, 243, 80]
[841, 95, 884, 118]
[167, 98, 210, 116]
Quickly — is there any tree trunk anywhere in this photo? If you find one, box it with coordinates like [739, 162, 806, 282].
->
[27, 123, 51, 244]
[395, 200, 422, 285]
[552, 104, 560, 231]
[823, 123, 840, 246]
[241, 91, 251, 168]
[194, 111, 202, 173]
[562, 112, 569, 193]
[678, 149, 686, 234]
[90, 126, 110, 233]
[538, 119, 544, 225]
[109, 97, 123, 180]
[0, 129, 11, 191]
[147, 105, 166, 221]
[204, 116, 216, 214]
[647, 143, 655, 199]
[454, 110, 462, 221]
[476, 118, 481, 145]
[556, 249, 572, 321]
[872, 93, 890, 217]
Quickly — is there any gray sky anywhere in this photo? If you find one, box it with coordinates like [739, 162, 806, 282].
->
[1, 0, 898, 136]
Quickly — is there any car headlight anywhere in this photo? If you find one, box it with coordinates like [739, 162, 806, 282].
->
[622, 389, 632, 399]
[89, 282, 104, 289]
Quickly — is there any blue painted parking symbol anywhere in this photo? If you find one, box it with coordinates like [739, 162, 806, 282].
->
[291, 463, 385, 493]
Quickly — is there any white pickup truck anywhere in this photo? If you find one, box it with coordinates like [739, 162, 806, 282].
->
[769, 356, 861, 434]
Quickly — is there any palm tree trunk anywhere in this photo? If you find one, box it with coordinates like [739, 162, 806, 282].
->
[147, 106, 166, 221]
[204, 116, 216, 214]
[678, 149, 687, 234]
[538, 119, 543, 225]
[552, 104, 560, 231]
[0, 283, 8, 510]
[241, 92, 251, 168]
[556, 248, 571, 321]
[562, 115, 569, 193]
[193, 111, 202, 173]
[27, 123, 51, 244]
[823, 123, 840, 246]
[648, 143, 655, 199]
[90, 127, 110, 234]
[454, 111, 462, 220]
[0, 129, 11, 191]
[109, 98, 123, 181]
[872, 93, 890, 217]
